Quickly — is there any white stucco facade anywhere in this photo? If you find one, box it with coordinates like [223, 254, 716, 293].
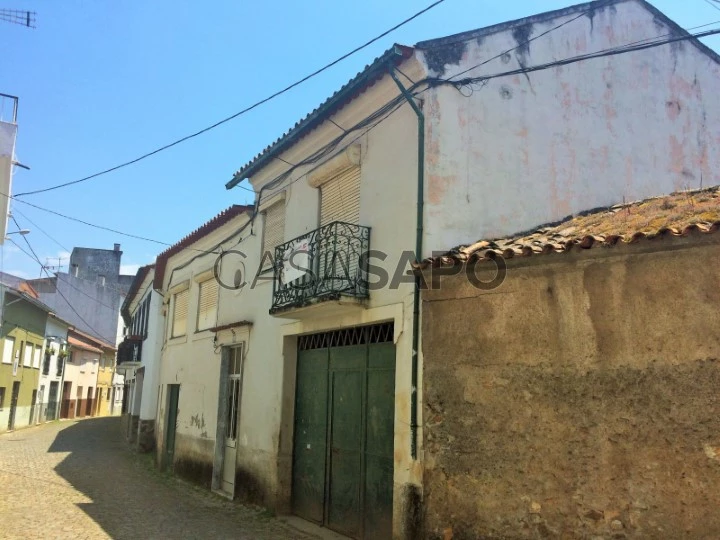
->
[147, 1, 720, 537]
[37, 315, 70, 423]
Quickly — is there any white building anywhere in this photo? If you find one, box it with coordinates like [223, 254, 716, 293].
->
[118, 264, 163, 450]
[153, 1, 720, 538]
[36, 314, 71, 423]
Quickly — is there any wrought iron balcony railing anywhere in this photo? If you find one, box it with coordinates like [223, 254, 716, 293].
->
[117, 336, 143, 365]
[271, 221, 370, 313]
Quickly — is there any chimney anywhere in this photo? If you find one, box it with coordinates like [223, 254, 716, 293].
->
[114, 243, 121, 252]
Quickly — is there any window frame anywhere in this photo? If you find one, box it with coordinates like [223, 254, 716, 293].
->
[171, 288, 189, 339]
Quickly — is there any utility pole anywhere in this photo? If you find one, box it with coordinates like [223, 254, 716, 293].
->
[0, 9, 36, 28]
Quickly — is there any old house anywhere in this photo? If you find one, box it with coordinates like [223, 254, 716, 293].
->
[94, 344, 116, 417]
[118, 264, 163, 450]
[154, 205, 252, 482]
[61, 328, 114, 420]
[213, 0, 720, 538]
[28, 244, 135, 346]
[417, 188, 720, 538]
[0, 281, 51, 432]
[37, 313, 71, 423]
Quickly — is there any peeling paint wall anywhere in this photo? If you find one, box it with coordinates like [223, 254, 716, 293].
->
[421, 236, 720, 538]
[419, 0, 720, 252]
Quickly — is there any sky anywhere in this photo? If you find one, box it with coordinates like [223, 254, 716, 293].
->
[1, 0, 719, 279]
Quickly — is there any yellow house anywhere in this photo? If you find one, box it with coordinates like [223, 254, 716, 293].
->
[93, 335, 117, 417]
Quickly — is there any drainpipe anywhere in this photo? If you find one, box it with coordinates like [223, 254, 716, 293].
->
[389, 68, 423, 460]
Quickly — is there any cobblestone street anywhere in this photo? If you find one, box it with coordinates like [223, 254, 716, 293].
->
[0, 418, 332, 540]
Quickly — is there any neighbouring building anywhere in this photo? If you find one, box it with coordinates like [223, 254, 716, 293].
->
[94, 344, 117, 417]
[28, 244, 135, 346]
[0, 280, 51, 433]
[60, 328, 114, 420]
[154, 206, 251, 484]
[37, 313, 72, 423]
[417, 189, 720, 538]
[0, 93, 18, 242]
[117, 264, 163, 450]
[114, 0, 720, 538]
[216, 1, 720, 538]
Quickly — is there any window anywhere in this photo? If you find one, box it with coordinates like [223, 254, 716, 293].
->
[23, 342, 33, 367]
[320, 167, 360, 226]
[0, 387, 5, 409]
[33, 345, 42, 369]
[171, 289, 189, 338]
[261, 201, 285, 269]
[2, 337, 14, 365]
[225, 344, 244, 441]
[196, 278, 218, 332]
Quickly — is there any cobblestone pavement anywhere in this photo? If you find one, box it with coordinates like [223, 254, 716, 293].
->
[0, 417, 331, 540]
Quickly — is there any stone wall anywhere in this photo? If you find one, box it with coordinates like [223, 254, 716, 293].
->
[421, 236, 720, 539]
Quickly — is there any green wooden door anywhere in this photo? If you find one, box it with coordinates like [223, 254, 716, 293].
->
[292, 324, 395, 540]
[292, 348, 329, 523]
[165, 384, 180, 471]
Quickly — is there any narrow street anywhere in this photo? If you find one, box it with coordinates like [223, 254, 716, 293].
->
[0, 418, 327, 539]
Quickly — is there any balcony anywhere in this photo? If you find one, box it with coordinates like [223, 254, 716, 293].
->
[117, 336, 143, 366]
[271, 221, 370, 315]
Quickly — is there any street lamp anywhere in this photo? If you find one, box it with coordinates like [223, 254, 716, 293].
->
[5, 229, 30, 238]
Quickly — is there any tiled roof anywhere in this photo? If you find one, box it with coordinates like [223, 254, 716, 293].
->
[121, 264, 154, 323]
[154, 205, 253, 290]
[417, 187, 720, 269]
[226, 45, 413, 187]
[68, 327, 116, 351]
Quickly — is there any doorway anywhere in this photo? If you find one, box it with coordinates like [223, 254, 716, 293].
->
[61, 381, 72, 419]
[48, 382, 59, 420]
[164, 384, 180, 471]
[7, 381, 20, 430]
[292, 322, 395, 539]
[75, 386, 83, 417]
[219, 344, 244, 497]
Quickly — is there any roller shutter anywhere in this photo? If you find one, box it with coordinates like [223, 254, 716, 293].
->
[320, 167, 360, 226]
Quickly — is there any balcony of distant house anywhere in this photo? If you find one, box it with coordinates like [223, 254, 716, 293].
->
[270, 221, 370, 316]
[117, 335, 143, 366]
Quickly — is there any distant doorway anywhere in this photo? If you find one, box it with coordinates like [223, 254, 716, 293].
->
[7, 382, 20, 430]
[164, 384, 180, 471]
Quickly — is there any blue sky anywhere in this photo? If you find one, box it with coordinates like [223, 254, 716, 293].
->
[1, 0, 719, 278]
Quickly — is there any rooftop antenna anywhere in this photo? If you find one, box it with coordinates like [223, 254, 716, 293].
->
[0, 9, 36, 28]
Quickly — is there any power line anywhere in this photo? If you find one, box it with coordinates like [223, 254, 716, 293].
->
[3, 20, 719, 266]
[12, 207, 71, 253]
[702, 0, 720, 13]
[13, 0, 448, 198]
[448, 27, 720, 89]
[7, 232, 111, 343]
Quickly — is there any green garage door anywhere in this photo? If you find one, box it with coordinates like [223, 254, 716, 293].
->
[292, 323, 395, 540]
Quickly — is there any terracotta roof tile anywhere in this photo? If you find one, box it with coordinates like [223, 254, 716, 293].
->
[418, 187, 720, 269]
[154, 205, 252, 290]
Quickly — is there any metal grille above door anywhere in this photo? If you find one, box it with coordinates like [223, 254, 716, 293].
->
[293, 321, 395, 539]
[298, 322, 393, 351]
[320, 167, 360, 226]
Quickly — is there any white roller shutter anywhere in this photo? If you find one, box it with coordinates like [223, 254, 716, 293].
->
[320, 167, 360, 226]
[262, 202, 285, 268]
[196, 278, 218, 331]
[23, 342, 32, 367]
[172, 289, 189, 338]
[2, 337, 14, 364]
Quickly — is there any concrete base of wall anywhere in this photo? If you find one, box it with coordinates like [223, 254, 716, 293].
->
[128, 415, 139, 443]
[137, 419, 156, 453]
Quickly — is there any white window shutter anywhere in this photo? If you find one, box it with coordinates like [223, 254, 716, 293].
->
[172, 289, 189, 337]
[320, 167, 360, 226]
[2, 337, 14, 364]
[262, 202, 286, 266]
[23, 343, 32, 367]
[197, 278, 218, 331]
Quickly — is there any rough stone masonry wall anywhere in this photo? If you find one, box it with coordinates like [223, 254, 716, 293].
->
[422, 238, 720, 539]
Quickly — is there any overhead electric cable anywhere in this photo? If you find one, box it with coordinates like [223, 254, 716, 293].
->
[14, 0, 448, 198]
